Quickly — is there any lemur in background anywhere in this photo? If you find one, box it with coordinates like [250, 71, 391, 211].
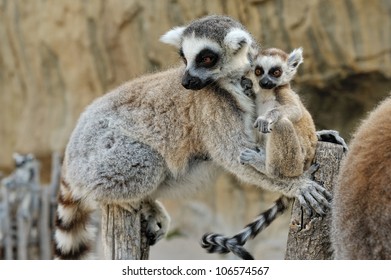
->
[332, 95, 391, 259]
[202, 47, 326, 259]
[54, 15, 330, 260]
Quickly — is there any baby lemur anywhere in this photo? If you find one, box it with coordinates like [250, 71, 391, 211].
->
[55, 16, 330, 260]
[240, 47, 317, 178]
[201, 47, 320, 259]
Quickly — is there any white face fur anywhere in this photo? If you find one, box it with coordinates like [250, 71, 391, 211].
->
[161, 26, 257, 90]
[254, 48, 303, 90]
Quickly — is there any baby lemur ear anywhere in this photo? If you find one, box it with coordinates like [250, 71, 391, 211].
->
[224, 28, 252, 53]
[160, 26, 186, 48]
[288, 47, 304, 70]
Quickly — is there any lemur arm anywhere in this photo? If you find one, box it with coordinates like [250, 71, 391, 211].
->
[203, 109, 330, 215]
[254, 87, 303, 133]
[269, 86, 303, 122]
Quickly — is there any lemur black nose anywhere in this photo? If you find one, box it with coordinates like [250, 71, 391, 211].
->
[182, 71, 203, 90]
[259, 78, 276, 90]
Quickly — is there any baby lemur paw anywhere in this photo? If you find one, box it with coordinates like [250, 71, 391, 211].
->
[239, 148, 265, 164]
[143, 200, 170, 246]
[254, 116, 273, 133]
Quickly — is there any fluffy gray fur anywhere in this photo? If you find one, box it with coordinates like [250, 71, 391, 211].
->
[54, 15, 330, 260]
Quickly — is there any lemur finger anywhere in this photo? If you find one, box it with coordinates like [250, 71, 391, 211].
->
[239, 149, 258, 162]
[314, 183, 333, 202]
[239, 154, 253, 164]
[303, 191, 326, 216]
[296, 194, 312, 216]
[309, 188, 331, 211]
[260, 121, 272, 134]
[305, 163, 320, 177]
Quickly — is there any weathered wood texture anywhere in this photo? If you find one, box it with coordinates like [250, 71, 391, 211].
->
[285, 141, 345, 260]
[101, 203, 150, 260]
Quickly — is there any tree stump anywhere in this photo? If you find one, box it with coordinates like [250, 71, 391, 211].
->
[101, 203, 150, 260]
[285, 141, 345, 259]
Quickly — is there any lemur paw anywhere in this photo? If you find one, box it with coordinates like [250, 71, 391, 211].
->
[239, 148, 264, 165]
[240, 77, 255, 98]
[295, 179, 332, 217]
[143, 200, 170, 246]
[240, 76, 253, 90]
[146, 218, 166, 246]
[254, 116, 273, 133]
[316, 130, 348, 151]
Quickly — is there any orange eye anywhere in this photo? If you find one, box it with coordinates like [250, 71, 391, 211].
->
[255, 67, 264, 76]
[272, 69, 282, 77]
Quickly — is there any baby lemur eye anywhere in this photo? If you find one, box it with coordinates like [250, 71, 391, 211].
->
[269, 67, 282, 78]
[255, 67, 264, 76]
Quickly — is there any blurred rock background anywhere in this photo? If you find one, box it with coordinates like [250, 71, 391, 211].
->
[0, 0, 390, 259]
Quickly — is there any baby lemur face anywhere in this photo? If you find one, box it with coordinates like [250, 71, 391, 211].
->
[160, 15, 258, 90]
[254, 47, 303, 90]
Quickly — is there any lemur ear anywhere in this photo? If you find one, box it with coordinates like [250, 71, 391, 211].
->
[224, 28, 252, 52]
[288, 47, 303, 69]
[13, 152, 25, 166]
[160, 26, 186, 48]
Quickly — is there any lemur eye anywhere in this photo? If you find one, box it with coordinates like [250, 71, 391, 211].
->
[202, 56, 213, 64]
[183, 57, 187, 65]
[200, 55, 216, 68]
[255, 67, 264, 76]
[270, 67, 282, 78]
[195, 49, 219, 68]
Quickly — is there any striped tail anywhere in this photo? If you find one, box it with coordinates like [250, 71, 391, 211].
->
[201, 196, 292, 260]
[54, 178, 95, 260]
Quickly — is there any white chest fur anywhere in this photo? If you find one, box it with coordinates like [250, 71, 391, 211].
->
[255, 89, 278, 116]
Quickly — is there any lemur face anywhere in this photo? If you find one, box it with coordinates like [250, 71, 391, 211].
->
[160, 15, 258, 91]
[254, 47, 303, 90]
[179, 37, 222, 90]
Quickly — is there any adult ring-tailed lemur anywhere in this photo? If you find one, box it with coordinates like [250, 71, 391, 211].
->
[54, 15, 331, 260]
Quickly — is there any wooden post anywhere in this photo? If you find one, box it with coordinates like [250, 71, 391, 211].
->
[101, 203, 150, 260]
[285, 141, 345, 260]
